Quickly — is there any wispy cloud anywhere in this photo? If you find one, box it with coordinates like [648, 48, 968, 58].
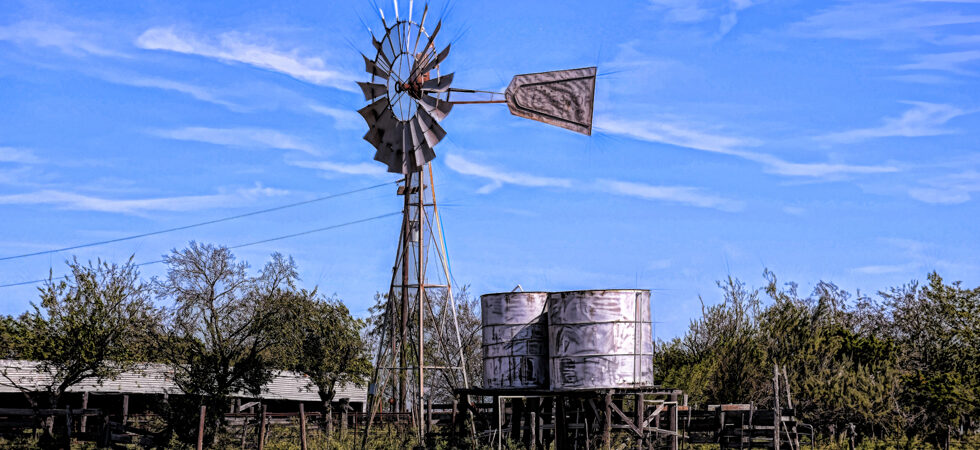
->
[908, 170, 980, 204]
[853, 262, 918, 275]
[0, 184, 288, 214]
[153, 127, 320, 155]
[789, 2, 980, 42]
[444, 154, 573, 193]
[445, 154, 741, 211]
[647, 0, 762, 36]
[886, 73, 957, 84]
[597, 179, 744, 212]
[0, 147, 41, 164]
[135, 27, 357, 92]
[898, 50, 980, 75]
[851, 238, 973, 276]
[821, 102, 969, 143]
[98, 73, 243, 110]
[0, 21, 122, 57]
[595, 117, 898, 177]
[307, 104, 363, 130]
[287, 159, 386, 176]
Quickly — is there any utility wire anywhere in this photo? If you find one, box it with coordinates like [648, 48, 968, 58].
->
[0, 180, 401, 262]
[0, 211, 401, 288]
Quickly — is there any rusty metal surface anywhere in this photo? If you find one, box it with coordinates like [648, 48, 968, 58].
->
[481, 292, 549, 389]
[505, 67, 596, 135]
[547, 289, 654, 390]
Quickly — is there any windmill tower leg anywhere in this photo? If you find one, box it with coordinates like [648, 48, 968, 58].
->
[362, 166, 472, 448]
[399, 171, 412, 414]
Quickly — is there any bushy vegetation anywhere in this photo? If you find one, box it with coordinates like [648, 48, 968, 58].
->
[656, 270, 980, 448]
[0, 243, 372, 446]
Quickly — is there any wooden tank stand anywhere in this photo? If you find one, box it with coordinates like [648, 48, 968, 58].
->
[454, 387, 683, 450]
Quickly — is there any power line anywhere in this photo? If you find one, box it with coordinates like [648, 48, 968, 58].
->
[0, 180, 401, 262]
[0, 211, 401, 289]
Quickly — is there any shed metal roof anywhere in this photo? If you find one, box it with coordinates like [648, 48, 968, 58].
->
[0, 360, 366, 403]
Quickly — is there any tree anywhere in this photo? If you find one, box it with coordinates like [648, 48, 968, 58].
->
[154, 242, 296, 444]
[277, 291, 372, 406]
[656, 276, 766, 406]
[0, 257, 156, 441]
[883, 273, 980, 446]
[423, 286, 482, 400]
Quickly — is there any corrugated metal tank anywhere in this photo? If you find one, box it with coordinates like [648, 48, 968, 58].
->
[481, 292, 549, 389]
[548, 289, 654, 390]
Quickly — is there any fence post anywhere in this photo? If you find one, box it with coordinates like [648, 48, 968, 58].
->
[122, 394, 129, 428]
[669, 391, 679, 450]
[258, 404, 267, 450]
[62, 407, 72, 448]
[426, 396, 433, 436]
[773, 365, 781, 450]
[81, 392, 89, 434]
[299, 403, 308, 450]
[197, 405, 206, 450]
[340, 399, 349, 436]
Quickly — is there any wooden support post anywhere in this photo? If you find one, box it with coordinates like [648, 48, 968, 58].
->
[299, 403, 308, 450]
[603, 391, 613, 450]
[636, 393, 645, 450]
[495, 396, 504, 450]
[530, 410, 538, 450]
[510, 398, 523, 444]
[197, 405, 206, 450]
[122, 394, 129, 427]
[782, 367, 800, 450]
[239, 412, 248, 450]
[80, 392, 89, 434]
[427, 396, 433, 436]
[773, 365, 781, 450]
[450, 398, 458, 447]
[258, 404, 267, 450]
[555, 396, 567, 450]
[522, 398, 534, 449]
[669, 392, 679, 450]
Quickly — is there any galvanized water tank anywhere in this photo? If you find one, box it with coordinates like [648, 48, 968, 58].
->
[481, 292, 549, 389]
[548, 289, 654, 390]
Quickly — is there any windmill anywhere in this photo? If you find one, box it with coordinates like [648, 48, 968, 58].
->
[357, 2, 596, 445]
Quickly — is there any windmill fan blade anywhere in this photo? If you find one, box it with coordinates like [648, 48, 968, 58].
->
[418, 94, 452, 121]
[505, 66, 597, 135]
[403, 125, 425, 169]
[364, 109, 398, 149]
[416, 108, 447, 148]
[421, 73, 454, 92]
[408, 117, 436, 167]
[363, 54, 389, 79]
[423, 21, 442, 52]
[357, 82, 387, 101]
[420, 44, 450, 75]
[382, 120, 405, 150]
[358, 98, 390, 127]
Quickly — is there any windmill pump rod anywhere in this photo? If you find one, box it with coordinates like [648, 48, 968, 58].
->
[446, 87, 507, 104]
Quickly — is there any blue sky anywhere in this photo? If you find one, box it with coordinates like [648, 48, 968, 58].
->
[1, 0, 978, 340]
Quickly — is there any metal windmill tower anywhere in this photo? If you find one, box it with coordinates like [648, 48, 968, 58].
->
[357, 1, 596, 444]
